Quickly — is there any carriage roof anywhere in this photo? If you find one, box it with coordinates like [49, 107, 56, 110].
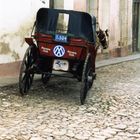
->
[35, 8, 95, 43]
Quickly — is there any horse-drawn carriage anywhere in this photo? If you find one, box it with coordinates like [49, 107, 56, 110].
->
[19, 8, 108, 104]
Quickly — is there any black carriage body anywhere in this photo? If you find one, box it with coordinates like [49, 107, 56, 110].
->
[35, 8, 96, 43]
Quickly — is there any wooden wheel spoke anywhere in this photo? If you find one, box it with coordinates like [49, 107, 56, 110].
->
[24, 59, 28, 68]
[21, 73, 27, 83]
[29, 74, 34, 85]
[29, 59, 34, 67]
[27, 53, 31, 67]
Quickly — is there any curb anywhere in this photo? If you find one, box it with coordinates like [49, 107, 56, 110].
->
[0, 77, 18, 87]
[96, 53, 140, 68]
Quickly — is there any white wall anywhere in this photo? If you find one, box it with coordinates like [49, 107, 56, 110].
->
[127, 0, 133, 48]
[0, 0, 49, 63]
[98, 0, 110, 30]
[109, 0, 120, 49]
[74, 0, 86, 11]
[138, 5, 140, 49]
[0, 0, 133, 64]
[64, 0, 74, 10]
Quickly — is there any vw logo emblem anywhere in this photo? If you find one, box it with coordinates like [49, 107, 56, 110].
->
[53, 45, 65, 57]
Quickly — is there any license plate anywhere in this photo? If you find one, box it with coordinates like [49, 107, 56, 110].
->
[54, 34, 67, 43]
[53, 59, 69, 71]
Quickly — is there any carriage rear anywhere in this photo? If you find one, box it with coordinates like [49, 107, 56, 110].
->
[19, 8, 97, 104]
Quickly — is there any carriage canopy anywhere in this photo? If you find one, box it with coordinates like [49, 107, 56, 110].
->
[35, 8, 95, 43]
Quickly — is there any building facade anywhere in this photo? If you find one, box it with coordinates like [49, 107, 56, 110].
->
[133, 0, 140, 51]
[53, 0, 139, 59]
[0, 0, 49, 64]
[0, 0, 139, 65]
[87, 0, 133, 58]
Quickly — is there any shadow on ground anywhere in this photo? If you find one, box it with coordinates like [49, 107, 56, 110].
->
[0, 76, 84, 105]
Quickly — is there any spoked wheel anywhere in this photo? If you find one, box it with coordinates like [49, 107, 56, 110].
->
[41, 72, 51, 84]
[19, 46, 36, 96]
[80, 53, 94, 105]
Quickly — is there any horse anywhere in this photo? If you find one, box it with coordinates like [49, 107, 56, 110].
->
[96, 28, 109, 49]
[92, 16, 109, 50]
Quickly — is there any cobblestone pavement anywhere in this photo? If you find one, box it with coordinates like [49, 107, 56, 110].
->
[0, 59, 140, 140]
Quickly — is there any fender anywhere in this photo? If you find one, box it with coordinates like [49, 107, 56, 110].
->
[25, 37, 35, 46]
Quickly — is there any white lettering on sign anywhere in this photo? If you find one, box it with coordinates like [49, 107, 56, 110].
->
[41, 46, 50, 53]
[55, 34, 67, 42]
[67, 50, 77, 57]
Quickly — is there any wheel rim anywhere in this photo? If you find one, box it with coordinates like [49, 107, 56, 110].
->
[19, 46, 35, 95]
[87, 68, 94, 89]
[80, 54, 93, 105]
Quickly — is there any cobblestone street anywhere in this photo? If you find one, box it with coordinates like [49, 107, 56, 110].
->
[0, 59, 140, 140]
